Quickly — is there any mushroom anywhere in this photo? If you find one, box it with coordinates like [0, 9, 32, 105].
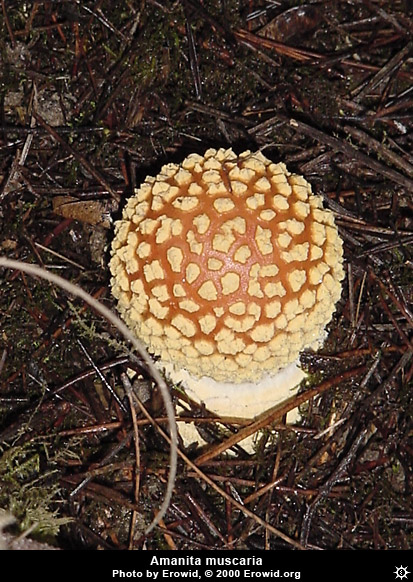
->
[109, 148, 344, 423]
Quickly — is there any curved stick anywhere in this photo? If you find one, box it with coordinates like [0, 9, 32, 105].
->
[0, 256, 177, 536]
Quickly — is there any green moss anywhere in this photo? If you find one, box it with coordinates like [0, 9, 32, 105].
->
[0, 441, 71, 541]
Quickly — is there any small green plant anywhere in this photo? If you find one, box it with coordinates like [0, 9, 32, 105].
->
[0, 440, 71, 541]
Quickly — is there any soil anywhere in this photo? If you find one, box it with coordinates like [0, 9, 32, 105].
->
[0, 0, 412, 551]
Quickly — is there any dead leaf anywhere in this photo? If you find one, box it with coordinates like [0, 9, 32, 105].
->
[52, 196, 115, 228]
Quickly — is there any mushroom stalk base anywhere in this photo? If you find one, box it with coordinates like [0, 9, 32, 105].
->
[166, 362, 306, 420]
[164, 362, 306, 451]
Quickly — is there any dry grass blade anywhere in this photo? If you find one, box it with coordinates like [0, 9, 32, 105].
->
[132, 393, 305, 550]
[195, 365, 367, 466]
[287, 118, 413, 191]
[300, 428, 368, 546]
[234, 27, 321, 62]
[0, 257, 177, 536]
[343, 124, 413, 178]
[32, 112, 120, 204]
[352, 42, 413, 101]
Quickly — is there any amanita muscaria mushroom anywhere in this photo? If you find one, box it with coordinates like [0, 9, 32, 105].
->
[110, 148, 344, 419]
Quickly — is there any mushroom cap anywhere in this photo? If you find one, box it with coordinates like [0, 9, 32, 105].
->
[110, 148, 344, 384]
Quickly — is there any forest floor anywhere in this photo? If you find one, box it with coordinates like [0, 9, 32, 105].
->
[0, 0, 412, 550]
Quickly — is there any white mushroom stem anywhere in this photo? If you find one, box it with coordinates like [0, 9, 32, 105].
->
[165, 360, 306, 420]
[167, 360, 307, 452]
